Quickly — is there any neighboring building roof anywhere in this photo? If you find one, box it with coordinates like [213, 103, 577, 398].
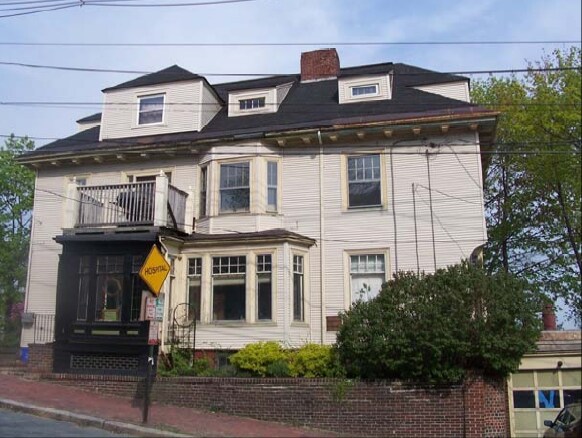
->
[102, 65, 202, 92]
[22, 61, 495, 160]
[76, 112, 102, 124]
[534, 330, 582, 354]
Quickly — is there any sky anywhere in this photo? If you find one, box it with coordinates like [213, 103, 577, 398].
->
[0, 0, 580, 325]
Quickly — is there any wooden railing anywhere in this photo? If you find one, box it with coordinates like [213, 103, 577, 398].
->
[77, 181, 155, 227]
[66, 176, 190, 232]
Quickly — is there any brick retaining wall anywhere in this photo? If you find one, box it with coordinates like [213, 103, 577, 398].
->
[40, 372, 509, 437]
[27, 343, 53, 372]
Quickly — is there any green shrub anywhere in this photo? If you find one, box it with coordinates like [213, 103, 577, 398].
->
[229, 341, 288, 376]
[336, 262, 543, 383]
[289, 344, 336, 377]
[266, 359, 291, 377]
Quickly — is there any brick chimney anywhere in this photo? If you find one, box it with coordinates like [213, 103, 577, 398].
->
[542, 303, 557, 331]
[300, 48, 340, 82]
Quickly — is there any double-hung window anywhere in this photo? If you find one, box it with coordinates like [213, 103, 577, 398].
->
[199, 167, 208, 217]
[188, 258, 202, 321]
[347, 155, 381, 208]
[212, 256, 246, 321]
[267, 161, 278, 212]
[256, 255, 272, 320]
[138, 94, 164, 125]
[220, 162, 250, 212]
[293, 255, 304, 321]
[350, 254, 385, 302]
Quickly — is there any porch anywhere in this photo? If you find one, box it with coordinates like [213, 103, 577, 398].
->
[63, 173, 191, 233]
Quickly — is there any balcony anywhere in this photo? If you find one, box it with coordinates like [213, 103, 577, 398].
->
[63, 173, 191, 233]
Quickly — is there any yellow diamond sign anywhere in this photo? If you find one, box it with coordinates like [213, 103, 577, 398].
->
[139, 245, 170, 296]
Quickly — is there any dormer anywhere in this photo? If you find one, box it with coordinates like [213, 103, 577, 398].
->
[228, 82, 293, 117]
[99, 65, 222, 141]
[76, 112, 101, 132]
[338, 73, 393, 104]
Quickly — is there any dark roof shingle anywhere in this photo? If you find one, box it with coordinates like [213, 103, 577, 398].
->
[102, 65, 201, 92]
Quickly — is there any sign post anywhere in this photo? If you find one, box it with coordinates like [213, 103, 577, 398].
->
[139, 245, 170, 424]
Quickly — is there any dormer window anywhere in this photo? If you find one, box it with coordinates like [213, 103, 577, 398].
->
[351, 84, 379, 97]
[338, 74, 392, 104]
[138, 94, 164, 125]
[239, 97, 266, 111]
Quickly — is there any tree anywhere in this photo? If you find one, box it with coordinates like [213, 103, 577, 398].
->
[0, 135, 35, 347]
[472, 47, 581, 324]
[335, 263, 542, 383]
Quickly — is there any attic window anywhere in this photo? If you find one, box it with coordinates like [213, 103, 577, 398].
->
[138, 94, 164, 125]
[351, 84, 379, 97]
[239, 97, 266, 111]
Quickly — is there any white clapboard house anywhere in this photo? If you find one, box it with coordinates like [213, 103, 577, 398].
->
[18, 49, 497, 374]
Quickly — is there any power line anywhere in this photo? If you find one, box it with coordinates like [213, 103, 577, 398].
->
[1, 40, 580, 47]
[0, 60, 580, 77]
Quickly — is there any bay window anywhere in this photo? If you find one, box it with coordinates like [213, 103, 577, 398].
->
[220, 162, 250, 212]
[212, 256, 246, 321]
[293, 255, 304, 321]
[256, 254, 272, 320]
[188, 258, 202, 321]
[267, 161, 278, 212]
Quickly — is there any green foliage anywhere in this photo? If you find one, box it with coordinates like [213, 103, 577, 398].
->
[0, 135, 35, 348]
[157, 349, 213, 377]
[266, 359, 292, 377]
[472, 47, 581, 325]
[228, 341, 346, 378]
[335, 262, 543, 383]
[228, 341, 288, 377]
[289, 344, 336, 377]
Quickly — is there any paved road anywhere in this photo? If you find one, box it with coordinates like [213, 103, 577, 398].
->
[0, 408, 129, 437]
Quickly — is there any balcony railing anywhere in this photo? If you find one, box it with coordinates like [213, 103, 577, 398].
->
[64, 174, 191, 233]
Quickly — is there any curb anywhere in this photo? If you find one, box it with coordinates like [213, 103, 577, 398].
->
[0, 398, 192, 438]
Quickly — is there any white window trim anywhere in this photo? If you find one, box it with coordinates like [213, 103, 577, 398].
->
[265, 158, 281, 213]
[291, 248, 309, 325]
[228, 88, 276, 117]
[350, 83, 380, 99]
[180, 247, 278, 326]
[343, 248, 391, 309]
[136, 93, 166, 126]
[340, 152, 388, 211]
[218, 160, 252, 214]
[338, 74, 392, 104]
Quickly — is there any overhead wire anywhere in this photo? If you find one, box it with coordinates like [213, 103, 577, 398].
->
[1, 39, 580, 46]
[0, 60, 580, 77]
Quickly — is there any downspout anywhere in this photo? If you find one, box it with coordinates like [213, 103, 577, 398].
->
[317, 130, 326, 344]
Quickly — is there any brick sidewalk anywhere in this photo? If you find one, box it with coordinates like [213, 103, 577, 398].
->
[0, 373, 335, 437]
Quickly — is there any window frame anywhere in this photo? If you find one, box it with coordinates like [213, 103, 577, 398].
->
[187, 257, 203, 321]
[239, 97, 266, 111]
[344, 249, 390, 309]
[211, 255, 247, 322]
[292, 253, 306, 323]
[137, 93, 165, 126]
[344, 153, 384, 209]
[199, 166, 208, 218]
[266, 160, 278, 212]
[256, 253, 273, 321]
[350, 83, 379, 98]
[219, 160, 251, 213]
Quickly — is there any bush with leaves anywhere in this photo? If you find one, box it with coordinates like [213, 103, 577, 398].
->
[335, 262, 543, 383]
[229, 341, 289, 377]
[289, 344, 338, 377]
